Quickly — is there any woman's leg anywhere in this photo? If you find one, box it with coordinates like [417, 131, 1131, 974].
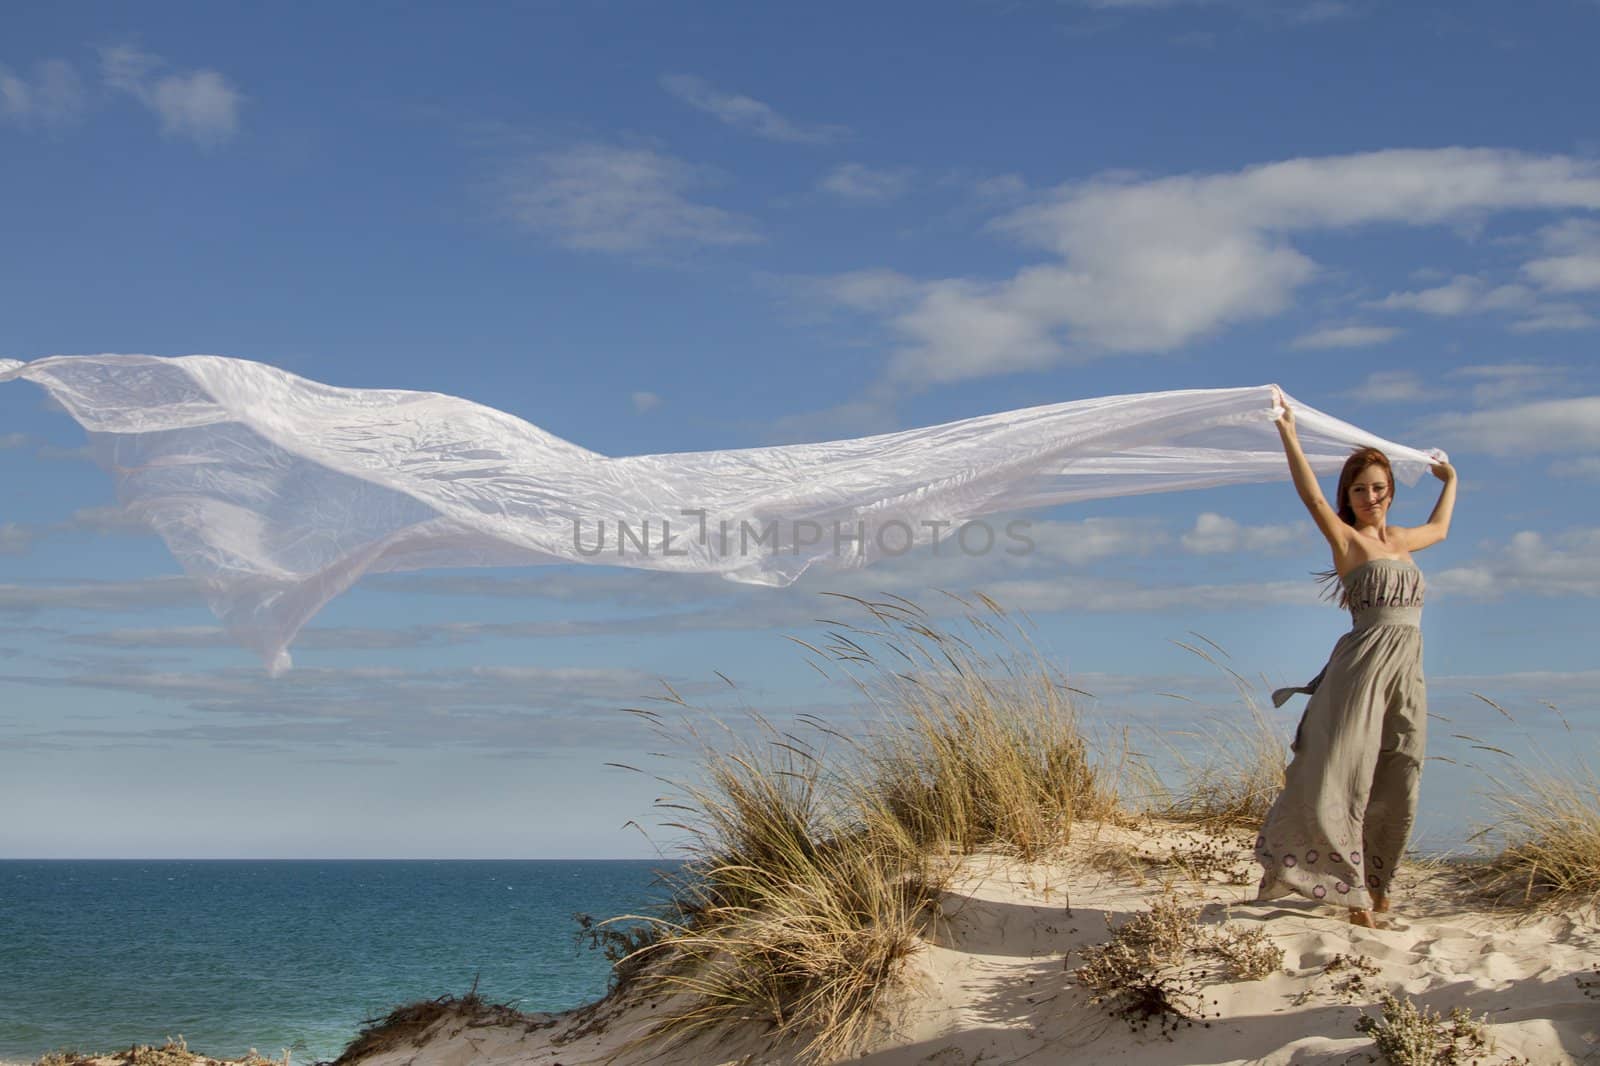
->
[1360, 685, 1427, 909]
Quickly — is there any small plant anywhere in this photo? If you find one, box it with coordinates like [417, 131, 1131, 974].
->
[574, 911, 662, 991]
[1207, 924, 1283, 980]
[35, 1052, 93, 1066]
[1071, 889, 1283, 1036]
[331, 985, 536, 1066]
[1353, 991, 1525, 1065]
[128, 1037, 196, 1066]
[1294, 952, 1382, 1005]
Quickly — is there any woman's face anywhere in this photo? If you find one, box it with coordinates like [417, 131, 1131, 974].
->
[1347, 464, 1391, 523]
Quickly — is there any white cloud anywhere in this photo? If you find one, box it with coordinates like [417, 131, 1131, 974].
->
[1431, 529, 1600, 599]
[98, 44, 241, 145]
[1180, 513, 1302, 555]
[811, 269, 920, 312]
[1290, 324, 1400, 350]
[1371, 275, 1535, 315]
[1524, 257, 1600, 292]
[816, 149, 1600, 386]
[1026, 517, 1169, 566]
[1507, 302, 1597, 332]
[1344, 370, 1425, 403]
[1521, 218, 1600, 293]
[819, 163, 910, 202]
[972, 174, 1028, 200]
[1419, 396, 1600, 455]
[0, 432, 30, 449]
[660, 74, 846, 144]
[0, 660, 673, 752]
[0, 576, 202, 613]
[0, 58, 86, 128]
[1371, 271, 1594, 333]
[1449, 363, 1567, 404]
[498, 143, 760, 253]
[631, 390, 661, 413]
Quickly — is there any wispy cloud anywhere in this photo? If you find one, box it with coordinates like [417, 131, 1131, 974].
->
[1521, 218, 1600, 293]
[1290, 324, 1400, 349]
[660, 73, 846, 144]
[0, 59, 86, 129]
[1506, 302, 1597, 332]
[1419, 396, 1600, 455]
[0, 660, 682, 752]
[0, 576, 203, 614]
[1370, 275, 1535, 315]
[1344, 369, 1425, 403]
[98, 43, 242, 145]
[631, 390, 662, 413]
[819, 163, 910, 203]
[1549, 456, 1600, 480]
[1369, 271, 1594, 333]
[497, 142, 760, 253]
[812, 149, 1600, 386]
[1180, 513, 1302, 555]
[1431, 528, 1600, 598]
[1448, 362, 1568, 405]
[0, 432, 31, 449]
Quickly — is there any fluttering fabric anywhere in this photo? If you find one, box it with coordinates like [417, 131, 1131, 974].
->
[1, 354, 1444, 674]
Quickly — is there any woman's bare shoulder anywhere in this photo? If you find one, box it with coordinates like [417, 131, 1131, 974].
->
[1332, 529, 1416, 577]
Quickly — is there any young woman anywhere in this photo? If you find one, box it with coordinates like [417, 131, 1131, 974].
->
[1254, 386, 1458, 928]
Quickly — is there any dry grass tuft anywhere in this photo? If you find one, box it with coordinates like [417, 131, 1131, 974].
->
[1141, 640, 1288, 835]
[331, 988, 538, 1066]
[1354, 991, 1529, 1065]
[1470, 752, 1600, 915]
[1071, 889, 1284, 1036]
[36, 1053, 96, 1066]
[595, 592, 1121, 1063]
[36, 1038, 294, 1066]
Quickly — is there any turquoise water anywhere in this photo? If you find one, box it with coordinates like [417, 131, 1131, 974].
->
[0, 860, 675, 1065]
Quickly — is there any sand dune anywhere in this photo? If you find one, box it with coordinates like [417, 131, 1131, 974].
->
[338, 821, 1600, 1065]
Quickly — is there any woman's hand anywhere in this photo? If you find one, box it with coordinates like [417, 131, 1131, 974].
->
[1430, 460, 1456, 482]
[1271, 385, 1295, 430]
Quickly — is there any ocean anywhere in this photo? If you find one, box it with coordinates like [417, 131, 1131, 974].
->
[0, 860, 676, 1066]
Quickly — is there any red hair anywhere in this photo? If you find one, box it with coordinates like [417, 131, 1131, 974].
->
[1334, 447, 1394, 528]
[1317, 447, 1395, 605]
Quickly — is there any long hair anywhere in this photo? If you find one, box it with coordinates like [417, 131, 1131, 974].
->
[1317, 447, 1395, 606]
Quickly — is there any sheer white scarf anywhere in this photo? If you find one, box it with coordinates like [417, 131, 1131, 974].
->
[1, 355, 1443, 673]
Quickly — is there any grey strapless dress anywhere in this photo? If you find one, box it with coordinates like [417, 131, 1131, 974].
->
[1254, 558, 1427, 910]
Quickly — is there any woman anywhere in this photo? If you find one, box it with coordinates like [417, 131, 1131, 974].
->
[1254, 386, 1457, 928]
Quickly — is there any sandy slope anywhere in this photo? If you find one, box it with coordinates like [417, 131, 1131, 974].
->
[343, 822, 1600, 1066]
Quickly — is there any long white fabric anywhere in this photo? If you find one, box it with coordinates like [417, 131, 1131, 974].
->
[1, 355, 1443, 673]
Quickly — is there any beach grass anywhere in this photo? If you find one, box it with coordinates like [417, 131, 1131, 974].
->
[1457, 696, 1600, 915]
[596, 591, 1120, 1063]
[1472, 754, 1600, 914]
[1138, 638, 1288, 835]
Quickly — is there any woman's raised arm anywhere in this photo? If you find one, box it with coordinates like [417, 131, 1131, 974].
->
[1400, 461, 1457, 552]
[1272, 386, 1352, 554]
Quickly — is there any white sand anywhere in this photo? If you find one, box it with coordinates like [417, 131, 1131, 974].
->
[346, 821, 1600, 1065]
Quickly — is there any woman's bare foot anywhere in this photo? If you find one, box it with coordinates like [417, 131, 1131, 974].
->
[1349, 908, 1379, 928]
[1372, 893, 1390, 914]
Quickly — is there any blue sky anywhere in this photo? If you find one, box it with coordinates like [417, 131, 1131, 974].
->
[2, 0, 1597, 858]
